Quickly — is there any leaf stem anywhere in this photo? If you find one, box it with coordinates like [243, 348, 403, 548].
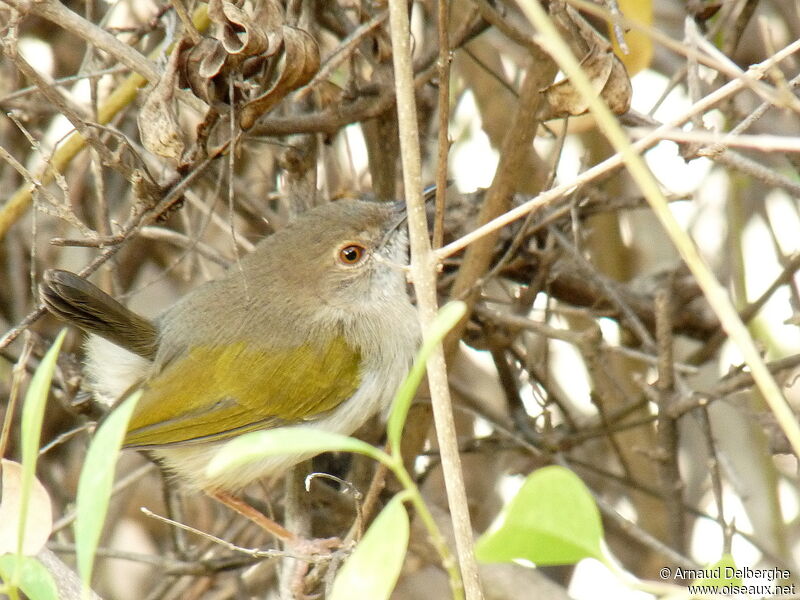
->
[389, 456, 465, 600]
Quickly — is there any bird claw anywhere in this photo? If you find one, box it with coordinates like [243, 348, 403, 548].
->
[285, 535, 342, 559]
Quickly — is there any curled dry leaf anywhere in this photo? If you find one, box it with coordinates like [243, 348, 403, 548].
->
[182, 38, 228, 104]
[239, 26, 320, 130]
[178, 0, 315, 125]
[208, 0, 274, 58]
[603, 56, 632, 114]
[567, 4, 612, 53]
[0, 459, 53, 556]
[138, 45, 186, 160]
[541, 47, 631, 119]
[544, 47, 613, 117]
[541, 2, 632, 120]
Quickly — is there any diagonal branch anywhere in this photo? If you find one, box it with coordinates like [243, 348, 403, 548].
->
[2, 0, 160, 83]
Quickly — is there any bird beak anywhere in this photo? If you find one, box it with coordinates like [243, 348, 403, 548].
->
[378, 203, 408, 252]
[378, 183, 445, 250]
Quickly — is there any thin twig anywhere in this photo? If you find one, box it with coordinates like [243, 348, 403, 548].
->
[296, 11, 388, 100]
[436, 35, 800, 259]
[170, 0, 201, 44]
[0, 3, 210, 241]
[52, 463, 157, 533]
[548, 226, 656, 350]
[140, 507, 321, 562]
[518, 0, 800, 458]
[606, 0, 629, 55]
[48, 542, 259, 576]
[0, 66, 127, 103]
[4, 0, 161, 83]
[475, 305, 698, 374]
[386, 0, 481, 597]
[446, 58, 555, 349]
[433, 0, 451, 249]
[696, 406, 732, 554]
[628, 128, 800, 154]
[0, 153, 219, 351]
[689, 252, 800, 365]
[0, 334, 33, 459]
[654, 286, 686, 553]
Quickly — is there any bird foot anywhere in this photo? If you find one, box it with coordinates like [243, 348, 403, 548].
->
[285, 535, 342, 560]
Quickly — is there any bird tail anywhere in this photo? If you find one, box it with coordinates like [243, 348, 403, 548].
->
[40, 269, 158, 360]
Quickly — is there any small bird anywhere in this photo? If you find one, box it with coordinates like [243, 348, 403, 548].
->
[41, 198, 420, 536]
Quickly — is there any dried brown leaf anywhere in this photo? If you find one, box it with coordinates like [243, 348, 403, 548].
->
[208, 0, 273, 57]
[138, 46, 186, 160]
[542, 47, 613, 118]
[603, 55, 632, 115]
[567, 4, 612, 53]
[197, 39, 228, 79]
[239, 26, 320, 130]
[180, 37, 227, 105]
[541, 47, 631, 119]
[0, 459, 53, 556]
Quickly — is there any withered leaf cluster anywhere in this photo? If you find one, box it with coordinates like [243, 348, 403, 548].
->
[138, 0, 320, 160]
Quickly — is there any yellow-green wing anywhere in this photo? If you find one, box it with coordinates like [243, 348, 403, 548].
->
[123, 336, 361, 448]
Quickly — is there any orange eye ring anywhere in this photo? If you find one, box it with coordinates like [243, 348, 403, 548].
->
[338, 244, 366, 265]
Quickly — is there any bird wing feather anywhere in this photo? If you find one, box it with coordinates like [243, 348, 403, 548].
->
[123, 336, 361, 448]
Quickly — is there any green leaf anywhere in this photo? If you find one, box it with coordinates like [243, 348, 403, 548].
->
[75, 391, 141, 588]
[695, 554, 741, 587]
[330, 493, 410, 600]
[386, 301, 466, 451]
[0, 554, 58, 600]
[207, 427, 390, 479]
[475, 465, 603, 565]
[17, 330, 65, 561]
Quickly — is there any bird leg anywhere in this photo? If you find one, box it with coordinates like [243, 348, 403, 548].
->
[208, 490, 341, 557]
[209, 490, 296, 540]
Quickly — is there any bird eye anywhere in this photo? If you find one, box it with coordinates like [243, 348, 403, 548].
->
[338, 244, 366, 265]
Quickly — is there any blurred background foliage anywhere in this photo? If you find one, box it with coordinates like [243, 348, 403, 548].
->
[1, 0, 800, 598]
